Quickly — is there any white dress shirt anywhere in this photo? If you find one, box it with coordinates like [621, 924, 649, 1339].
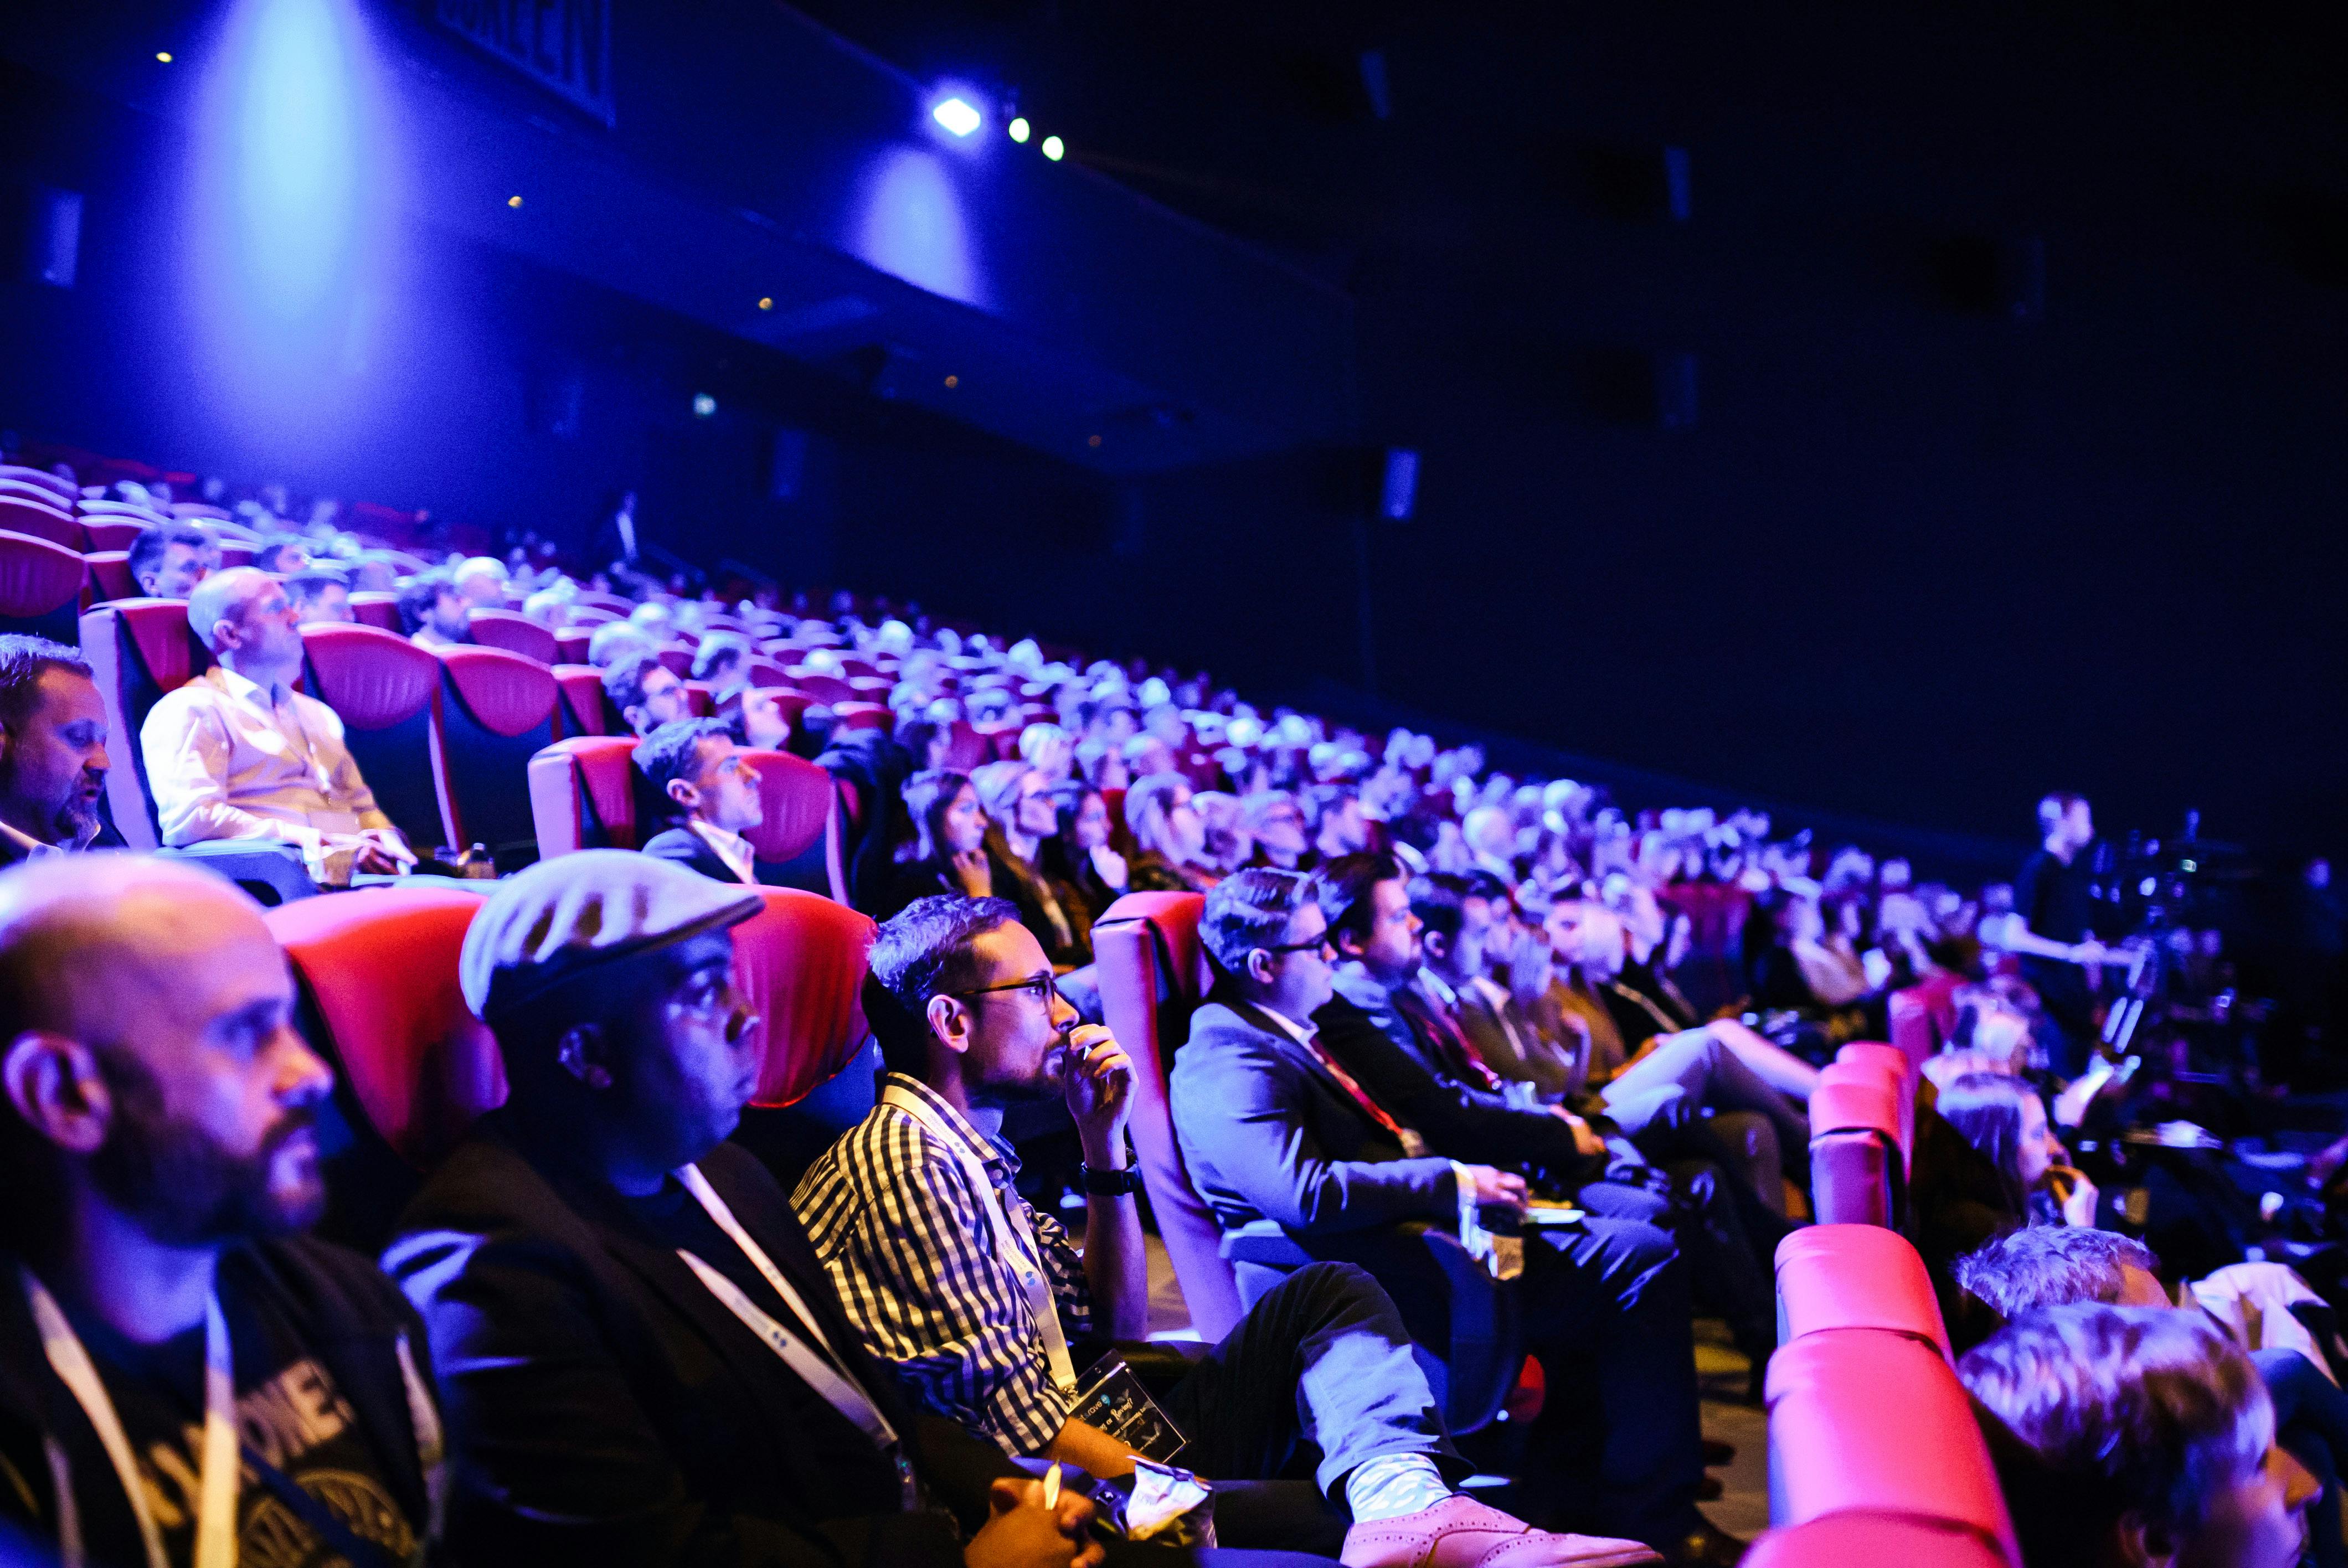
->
[140, 666, 389, 850]
[687, 818, 759, 885]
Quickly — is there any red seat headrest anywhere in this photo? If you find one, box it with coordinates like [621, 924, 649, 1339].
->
[302, 623, 440, 728]
[0, 529, 87, 617]
[1775, 1224, 1951, 1359]
[742, 749, 831, 863]
[1744, 1513, 2012, 1568]
[438, 645, 559, 736]
[733, 888, 876, 1108]
[468, 607, 558, 664]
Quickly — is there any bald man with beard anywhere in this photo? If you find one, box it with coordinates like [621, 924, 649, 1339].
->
[0, 854, 446, 1567]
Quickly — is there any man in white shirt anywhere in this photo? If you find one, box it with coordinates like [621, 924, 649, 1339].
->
[634, 717, 769, 885]
[140, 568, 414, 874]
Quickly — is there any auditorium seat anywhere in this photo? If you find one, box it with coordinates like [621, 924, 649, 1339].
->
[554, 627, 592, 663]
[430, 646, 564, 869]
[265, 884, 499, 1249]
[829, 700, 890, 732]
[349, 590, 402, 631]
[467, 606, 558, 663]
[218, 540, 258, 570]
[1836, 1042, 1915, 1165]
[739, 747, 846, 900]
[299, 623, 447, 854]
[0, 466, 74, 503]
[75, 498, 168, 527]
[80, 550, 137, 606]
[655, 644, 692, 677]
[552, 663, 611, 736]
[0, 497, 83, 550]
[1764, 1329, 2019, 1566]
[79, 518, 144, 552]
[1091, 891, 1521, 1432]
[786, 668, 856, 704]
[1743, 1513, 2010, 1568]
[573, 590, 633, 615]
[683, 679, 717, 718]
[742, 657, 791, 687]
[1774, 1226, 1950, 1360]
[737, 888, 876, 1111]
[1809, 1068, 1904, 1228]
[0, 529, 90, 641]
[940, 718, 990, 771]
[528, 735, 642, 858]
[80, 597, 212, 849]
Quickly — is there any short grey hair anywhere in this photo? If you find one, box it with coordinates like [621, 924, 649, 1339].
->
[1954, 1226, 2160, 1317]
[184, 568, 273, 654]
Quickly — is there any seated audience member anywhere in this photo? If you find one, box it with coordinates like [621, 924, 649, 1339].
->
[128, 523, 212, 599]
[587, 620, 658, 669]
[1120, 733, 1181, 786]
[1960, 1306, 2317, 1568]
[1170, 869, 1727, 1561]
[251, 535, 311, 575]
[692, 632, 753, 686]
[1018, 722, 1073, 782]
[522, 586, 572, 628]
[1422, 874, 1584, 1101]
[1194, 792, 1255, 878]
[1956, 1228, 2348, 1568]
[0, 855, 445, 1566]
[717, 681, 794, 752]
[1039, 783, 1127, 921]
[971, 762, 1090, 969]
[141, 569, 413, 872]
[451, 555, 508, 609]
[1916, 1071, 2099, 1272]
[1242, 790, 1315, 873]
[1305, 786, 1372, 864]
[796, 894, 1655, 1566]
[634, 718, 776, 887]
[383, 853, 1106, 1567]
[1123, 772, 1214, 893]
[0, 638, 120, 864]
[866, 768, 990, 922]
[286, 567, 354, 624]
[399, 572, 471, 649]
[897, 716, 957, 774]
[604, 651, 693, 737]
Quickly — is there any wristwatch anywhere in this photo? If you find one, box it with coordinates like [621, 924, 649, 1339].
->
[1079, 1164, 1145, 1196]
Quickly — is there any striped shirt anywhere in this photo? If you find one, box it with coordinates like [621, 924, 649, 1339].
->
[791, 1074, 1094, 1455]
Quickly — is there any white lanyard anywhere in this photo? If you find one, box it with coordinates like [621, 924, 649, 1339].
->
[21, 1266, 239, 1568]
[877, 1085, 1080, 1396]
[672, 1167, 916, 1509]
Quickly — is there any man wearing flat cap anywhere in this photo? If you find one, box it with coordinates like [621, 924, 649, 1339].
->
[382, 853, 1322, 1568]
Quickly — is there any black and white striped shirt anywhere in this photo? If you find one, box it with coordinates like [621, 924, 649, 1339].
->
[791, 1074, 1094, 1455]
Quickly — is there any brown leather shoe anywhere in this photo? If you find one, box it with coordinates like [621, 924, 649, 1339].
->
[1341, 1495, 1664, 1567]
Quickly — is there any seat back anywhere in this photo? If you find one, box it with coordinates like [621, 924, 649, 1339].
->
[1809, 1071, 1904, 1228]
[265, 886, 501, 1249]
[0, 529, 89, 641]
[0, 497, 82, 550]
[528, 735, 642, 859]
[430, 647, 561, 865]
[467, 607, 558, 663]
[79, 518, 143, 552]
[81, 550, 137, 606]
[1775, 1225, 1950, 1360]
[554, 627, 591, 664]
[1837, 1042, 1914, 1166]
[300, 624, 447, 853]
[1744, 1513, 2012, 1568]
[349, 590, 401, 631]
[1091, 891, 1248, 1339]
[551, 663, 610, 736]
[741, 748, 838, 896]
[727, 889, 881, 1189]
[80, 598, 214, 850]
[1765, 1329, 2019, 1565]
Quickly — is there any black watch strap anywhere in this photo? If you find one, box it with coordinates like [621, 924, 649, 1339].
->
[1079, 1164, 1145, 1196]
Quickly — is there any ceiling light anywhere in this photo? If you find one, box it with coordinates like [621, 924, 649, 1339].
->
[930, 96, 982, 137]
[1007, 117, 1030, 143]
[1041, 135, 1065, 162]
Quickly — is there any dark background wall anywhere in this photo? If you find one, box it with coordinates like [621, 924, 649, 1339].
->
[7, 2, 2347, 866]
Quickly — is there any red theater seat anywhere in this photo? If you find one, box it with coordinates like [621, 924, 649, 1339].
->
[1775, 1225, 1951, 1360]
[81, 597, 214, 849]
[552, 663, 611, 736]
[218, 541, 258, 571]
[554, 627, 591, 664]
[655, 644, 692, 677]
[787, 668, 855, 704]
[1744, 1513, 2011, 1568]
[738, 748, 846, 901]
[0, 498, 83, 550]
[80, 550, 137, 606]
[0, 466, 75, 503]
[1765, 1330, 2019, 1566]
[430, 647, 563, 866]
[528, 735, 642, 859]
[79, 518, 144, 552]
[349, 590, 402, 632]
[735, 888, 876, 1109]
[1809, 1069, 1904, 1228]
[1837, 1042, 1914, 1164]
[300, 624, 448, 853]
[467, 607, 558, 663]
[0, 529, 89, 641]
[829, 701, 889, 731]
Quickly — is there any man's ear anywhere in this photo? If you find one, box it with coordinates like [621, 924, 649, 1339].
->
[924, 994, 972, 1058]
[1244, 948, 1274, 986]
[2, 1031, 111, 1155]
[666, 778, 699, 811]
[1422, 929, 1450, 965]
[555, 1023, 614, 1091]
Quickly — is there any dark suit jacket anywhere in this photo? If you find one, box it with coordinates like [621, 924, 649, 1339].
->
[1169, 996, 1457, 1236]
[641, 825, 786, 888]
[383, 1116, 1018, 1567]
[1314, 972, 1599, 1190]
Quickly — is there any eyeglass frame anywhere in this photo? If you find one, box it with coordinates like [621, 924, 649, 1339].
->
[944, 971, 1064, 1008]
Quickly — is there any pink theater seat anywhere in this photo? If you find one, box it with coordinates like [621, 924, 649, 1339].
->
[0, 466, 75, 503]
[940, 719, 990, 771]
[829, 701, 890, 732]
[75, 498, 169, 527]
[554, 627, 591, 664]
[300, 623, 448, 854]
[572, 591, 632, 615]
[79, 518, 144, 552]
[349, 590, 402, 631]
[552, 663, 611, 736]
[739, 748, 847, 902]
[467, 607, 558, 663]
[734, 888, 876, 1109]
[218, 541, 258, 570]
[528, 735, 643, 859]
[80, 550, 137, 606]
[1838, 1042, 1915, 1164]
[682, 680, 716, 719]
[0, 497, 83, 550]
[655, 644, 692, 677]
[430, 647, 564, 866]
[81, 597, 214, 849]
[1765, 1330, 2019, 1566]
[1744, 1513, 2011, 1568]
[0, 529, 89, 641]
[1809, 1070, 1904, 1228]
[786, 668, 855, 704]
[1775, 1225, 1951, 1360]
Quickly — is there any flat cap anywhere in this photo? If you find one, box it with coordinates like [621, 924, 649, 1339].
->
[459, 849, 764, 1020]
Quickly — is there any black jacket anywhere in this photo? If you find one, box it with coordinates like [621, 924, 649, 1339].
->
[382, 1116, 1018, 1567]
[0, 1237, 444, 1563]
[641, 825, 788, 888]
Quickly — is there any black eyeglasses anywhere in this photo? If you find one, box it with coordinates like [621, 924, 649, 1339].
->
[1259, 932, 1336, 956]
[947, 972, 1062, 1008]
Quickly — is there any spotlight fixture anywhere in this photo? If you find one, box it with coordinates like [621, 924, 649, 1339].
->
[758, 297, 773, 310]
[1007, 117, 1030, 143]
[507, 195, 523, 208]
[1041, 135, 1065, 162]
[692, 393, 717, 417]
[930, 96, 982, 137]
[156, 51, 173, 63]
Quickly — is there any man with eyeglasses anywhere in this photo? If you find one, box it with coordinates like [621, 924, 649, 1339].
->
[794, 895, 1655, 1566]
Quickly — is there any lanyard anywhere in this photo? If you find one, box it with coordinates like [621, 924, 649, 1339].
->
[1243, 1004, 1431, 1158]
[671, 1167, 916, 1510]
[877, 1084, 1080, 1397]
[21, 1266, 239, 1568]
